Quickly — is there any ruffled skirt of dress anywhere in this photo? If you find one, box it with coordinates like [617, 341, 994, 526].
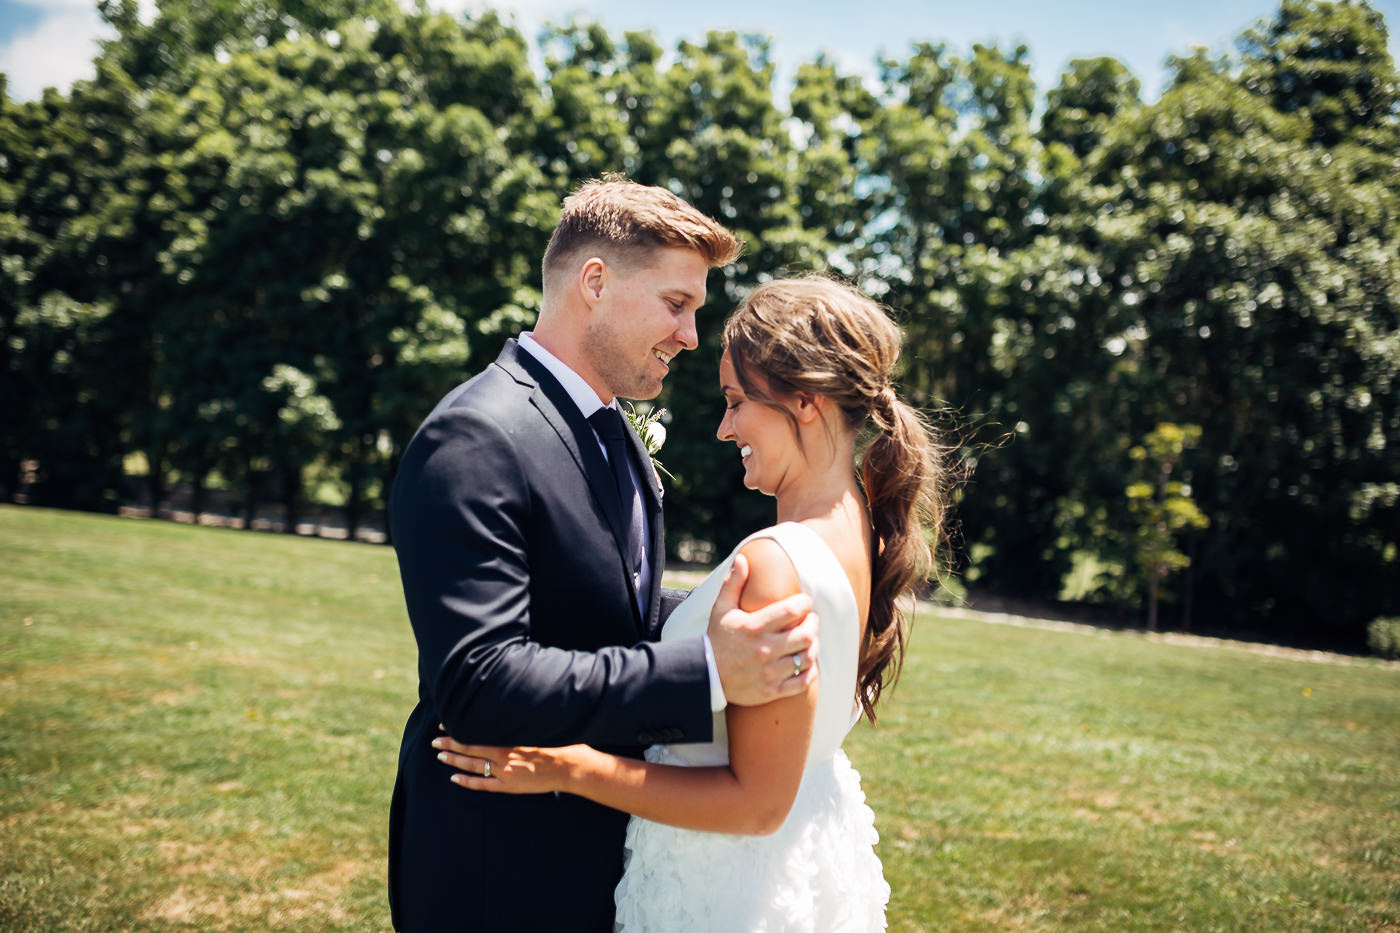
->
[613, 748, 889, 932]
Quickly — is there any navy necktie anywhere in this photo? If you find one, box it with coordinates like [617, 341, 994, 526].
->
[588, 408, 645, 588]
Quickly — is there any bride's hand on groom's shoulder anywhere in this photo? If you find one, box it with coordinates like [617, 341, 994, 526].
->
[707, 552, 820, 708]
[433, 734, 592, 795]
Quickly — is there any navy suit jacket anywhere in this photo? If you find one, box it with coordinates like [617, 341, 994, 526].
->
[387, 339, 713, 931]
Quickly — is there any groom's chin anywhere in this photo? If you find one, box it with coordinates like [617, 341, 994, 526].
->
[635, 381, 665, 401]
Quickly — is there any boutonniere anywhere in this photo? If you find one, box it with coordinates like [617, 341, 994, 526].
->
[622, 401, 676, 483]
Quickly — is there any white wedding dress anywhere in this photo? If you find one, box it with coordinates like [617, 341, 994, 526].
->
[613, 522, 890, 932]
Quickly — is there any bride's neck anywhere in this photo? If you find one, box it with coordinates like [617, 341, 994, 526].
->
[773, 415, 863, 526]
[774, 470, 864, 526]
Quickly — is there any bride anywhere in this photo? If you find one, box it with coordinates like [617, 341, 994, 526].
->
[434, 275, 947, 931]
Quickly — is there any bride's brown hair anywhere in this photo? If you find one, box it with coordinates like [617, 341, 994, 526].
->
[722, 275, 946, 721]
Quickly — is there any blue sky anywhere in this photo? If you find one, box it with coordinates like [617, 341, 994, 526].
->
[3, 0, 1398, 102]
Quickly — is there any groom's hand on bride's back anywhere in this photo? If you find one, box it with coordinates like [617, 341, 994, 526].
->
[707, 553, 819, 707]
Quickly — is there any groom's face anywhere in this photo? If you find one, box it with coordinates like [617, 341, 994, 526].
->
[581, 246, 709, 401]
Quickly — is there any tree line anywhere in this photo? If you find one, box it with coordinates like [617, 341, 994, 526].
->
[3, 0, 1396, 648]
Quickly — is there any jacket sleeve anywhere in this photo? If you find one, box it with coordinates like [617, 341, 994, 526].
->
[390, 405, 713, 748]
[658, 588, 692, 625]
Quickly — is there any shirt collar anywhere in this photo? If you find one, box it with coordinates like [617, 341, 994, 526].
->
[517, 331, 614, 419]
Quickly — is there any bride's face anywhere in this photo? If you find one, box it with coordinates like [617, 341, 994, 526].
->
[716, 350, 803, 496]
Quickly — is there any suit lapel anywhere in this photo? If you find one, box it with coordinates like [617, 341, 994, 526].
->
[494, 341, 645, 634]
[621, 414, 668, 637]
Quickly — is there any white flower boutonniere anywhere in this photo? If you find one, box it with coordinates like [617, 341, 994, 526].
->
[622, 401, 676, 483]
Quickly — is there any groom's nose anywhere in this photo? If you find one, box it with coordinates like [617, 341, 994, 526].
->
[675, 310, 698, 351]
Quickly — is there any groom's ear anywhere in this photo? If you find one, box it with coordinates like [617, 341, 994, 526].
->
[578, 256, 608, 308]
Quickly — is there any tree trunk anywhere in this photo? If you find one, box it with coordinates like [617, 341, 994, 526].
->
[146, 457, 165, 516]
[0, 455, 19, 502]
[344, 461, 361, 542]
[1182, 532, 1198, 633]
[344, 437, 366, 541]
[243, 469, 261, 530]
[282, 463, 301, 534]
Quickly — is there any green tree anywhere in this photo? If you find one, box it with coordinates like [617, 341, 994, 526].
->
[131, 5, 548, 533]
[1079, 1, 1400, 644]
[1124, 423, 1210, 631]
[0, 75, 38, 499]
[1041, 57, 1144, 161]
[0, 76, 146, 511]
[1237, 0, 1399, 146]
[260, 364, 341, 531]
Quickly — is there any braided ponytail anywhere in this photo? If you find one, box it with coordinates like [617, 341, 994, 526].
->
[857, 388, 942, 719]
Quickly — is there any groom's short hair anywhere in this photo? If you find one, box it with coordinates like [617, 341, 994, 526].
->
[542, 176, 741, 286]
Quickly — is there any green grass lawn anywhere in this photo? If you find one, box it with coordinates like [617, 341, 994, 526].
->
[2, 505, 1397, 931]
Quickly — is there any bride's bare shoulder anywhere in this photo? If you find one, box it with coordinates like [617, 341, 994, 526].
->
[734, 536, 801, 612]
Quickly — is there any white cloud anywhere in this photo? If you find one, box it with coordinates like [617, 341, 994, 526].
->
[0, 4, 113, 101]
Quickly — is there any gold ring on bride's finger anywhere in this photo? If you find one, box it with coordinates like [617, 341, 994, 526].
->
[482, 760, 492, 779]
[793, 653, 803, 677]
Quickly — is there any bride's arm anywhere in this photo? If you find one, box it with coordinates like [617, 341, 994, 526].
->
[436, 538, 818, 836]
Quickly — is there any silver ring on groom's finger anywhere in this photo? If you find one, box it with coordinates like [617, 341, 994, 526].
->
[482, 760, 492, 779]
[793, 653, 803, 677]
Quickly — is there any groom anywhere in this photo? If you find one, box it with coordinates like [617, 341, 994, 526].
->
[387, 178, 819, 931]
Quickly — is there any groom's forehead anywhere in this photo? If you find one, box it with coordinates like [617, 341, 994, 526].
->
[618, 250, 708, 306]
